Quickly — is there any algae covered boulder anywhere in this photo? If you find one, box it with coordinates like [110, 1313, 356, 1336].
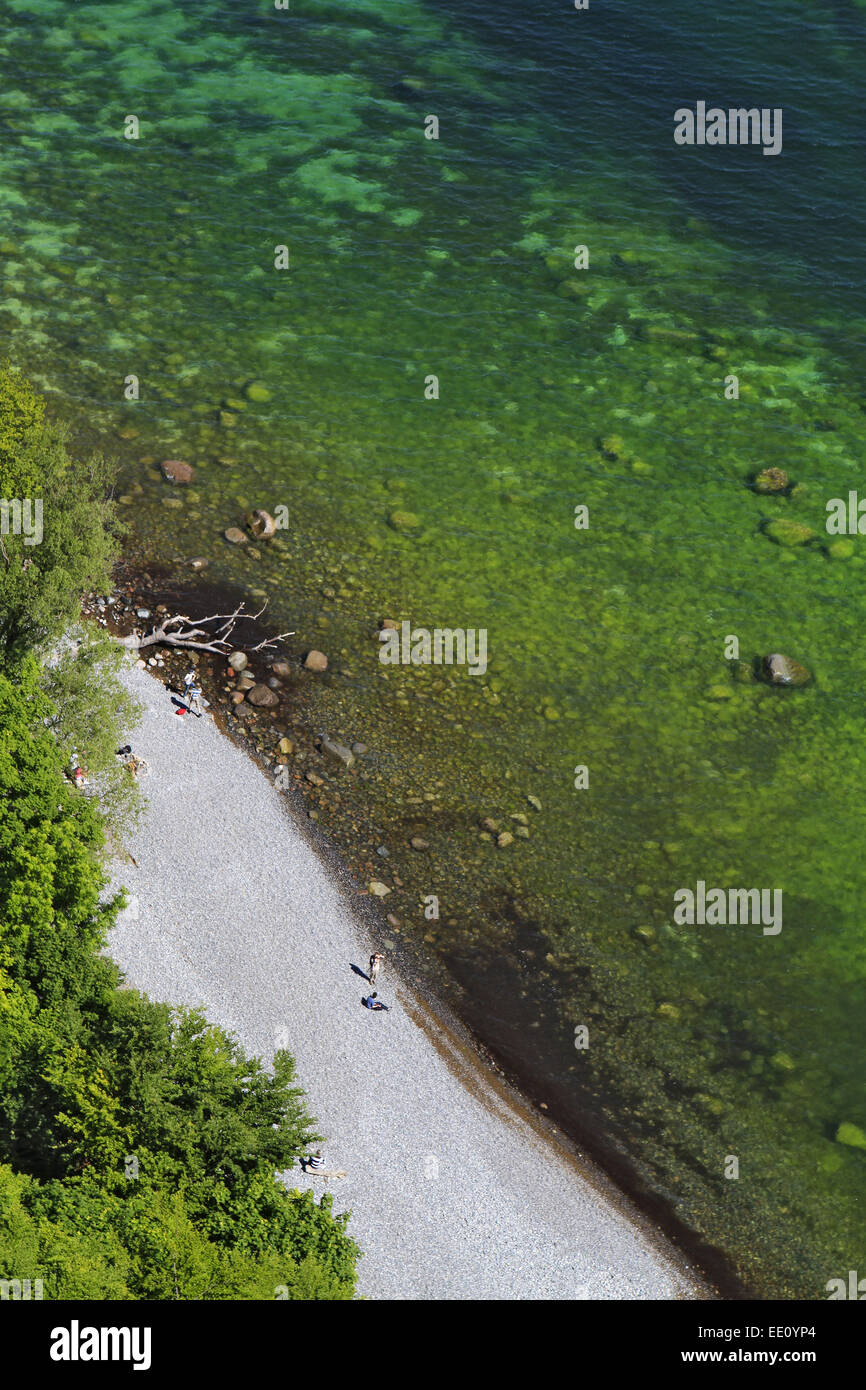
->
[599, 434, 625, 460]
[835, 1121, 866, 1150]
[753, 467, 789, 494]
[763, 518, 816, 548]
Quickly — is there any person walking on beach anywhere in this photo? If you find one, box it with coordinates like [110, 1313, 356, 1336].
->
[363, 992, 389, 1012]
[369, 952, 384, 986]
[183, 673, 203, 716]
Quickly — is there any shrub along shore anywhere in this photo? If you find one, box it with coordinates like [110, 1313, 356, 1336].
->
[0, 363, 360, 1299]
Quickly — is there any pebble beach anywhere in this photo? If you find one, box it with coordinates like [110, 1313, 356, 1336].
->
[107, 658, 705, 1301]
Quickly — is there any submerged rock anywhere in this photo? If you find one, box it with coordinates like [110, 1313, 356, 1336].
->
[304, 650, 328, 672]
[388, 510, 420, 533]
[839, 1117, 866, 1150]
[753, 467, 789, 494]
[763, 653, 812, 687]
[763, 518, 816, 548]
[247, 684, 279, 707]
[272, 660, 292, 679]
[228, 650, 248, 671]
[836, 1122, 866, 1150]
[224, 526, 247, 545]
[392, 76, 427, 101]
[320, 736, 355, 768]
[161, 459, 195, 484]
[245, 508, 277, 540]
[600, 434, 625, 459]
[828, 539, 854, 560]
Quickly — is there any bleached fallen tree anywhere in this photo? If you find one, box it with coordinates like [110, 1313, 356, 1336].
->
[118, 601, 293, 656]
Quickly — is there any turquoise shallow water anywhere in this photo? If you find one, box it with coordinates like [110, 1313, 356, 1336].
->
[2, 0, 866, 1295]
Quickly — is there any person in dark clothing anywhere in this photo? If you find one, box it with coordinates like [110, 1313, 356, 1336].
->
[362, 992, 389, 1012]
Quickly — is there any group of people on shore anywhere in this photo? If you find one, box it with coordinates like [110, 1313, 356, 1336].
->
[363, 952, 388, 1011]
[180, 670, 203, 716]
[305, 953, 390, 1176]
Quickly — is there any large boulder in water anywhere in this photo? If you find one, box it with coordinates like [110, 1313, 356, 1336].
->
[247, 683, 279, 708]
[763, 518, 816, 548]
[753, 467, 789, 494]
[161, 459, 195, 484]
[245, 508, 277, 540]
[763, 653, 812, 687]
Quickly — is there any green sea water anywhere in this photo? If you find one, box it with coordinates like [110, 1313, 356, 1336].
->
[2, 0, 866, 1296]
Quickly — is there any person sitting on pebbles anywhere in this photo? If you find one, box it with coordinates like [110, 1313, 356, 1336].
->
[116, 745, 148, 778]
[362, 992, 389, 1012]
[69, 752, 89, 788]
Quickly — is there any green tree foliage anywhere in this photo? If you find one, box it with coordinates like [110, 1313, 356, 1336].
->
[0, 661, 360, 1298]
[43, 628, 142, 838]
[0, 368, 361, 1299]
[0, 362, 117, 663]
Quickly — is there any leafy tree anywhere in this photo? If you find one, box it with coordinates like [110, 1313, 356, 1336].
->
[0, 366, 362, 1299]
[0, 361, 118, 664]
[42, 627, 142, 838]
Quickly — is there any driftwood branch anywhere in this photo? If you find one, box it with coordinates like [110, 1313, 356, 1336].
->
[119, 601, 294, 657]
